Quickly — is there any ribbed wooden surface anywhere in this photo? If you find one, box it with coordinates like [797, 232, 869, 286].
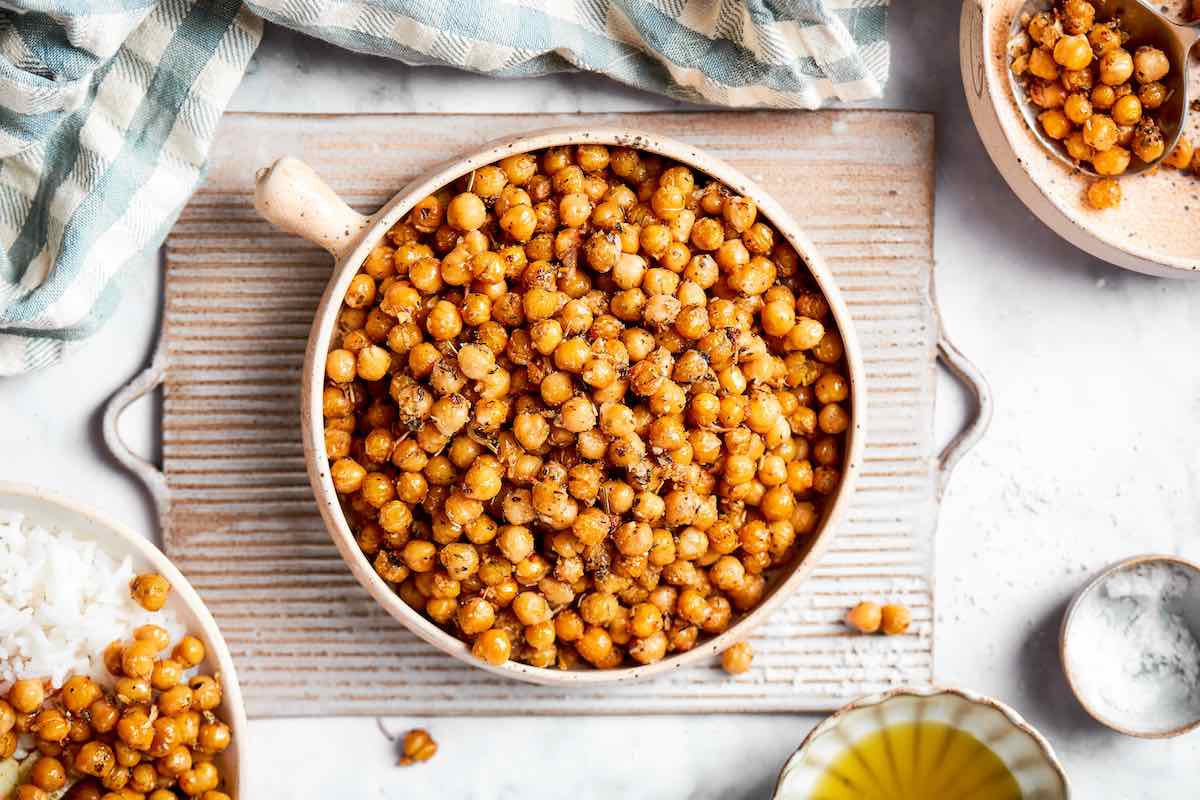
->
[163, 111, 937, 716]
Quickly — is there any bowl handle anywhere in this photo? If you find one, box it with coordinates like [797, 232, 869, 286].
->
[936, 333, 993, 498]
[254, 157, 370, 260]
[102, 335, 170, 534]
[932, 276, 994, 499]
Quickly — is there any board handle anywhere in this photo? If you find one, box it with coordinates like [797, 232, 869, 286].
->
[254, 157, 370, 260]
[935, 326, 994, 499]
[102, 335, 169, 528]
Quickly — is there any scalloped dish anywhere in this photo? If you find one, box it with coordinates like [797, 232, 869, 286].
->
[774, 688, 1069, 800]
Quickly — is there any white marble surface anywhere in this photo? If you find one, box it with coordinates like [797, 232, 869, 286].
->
[3, 3, 1200, 797]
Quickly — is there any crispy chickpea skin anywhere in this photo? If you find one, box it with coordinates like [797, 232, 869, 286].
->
[325, 144, 852, 670]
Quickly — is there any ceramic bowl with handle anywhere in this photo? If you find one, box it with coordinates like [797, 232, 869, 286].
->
[773, 686, 1070, 799]
[253, 127, 867, 686]
[0, 482, 247, 797]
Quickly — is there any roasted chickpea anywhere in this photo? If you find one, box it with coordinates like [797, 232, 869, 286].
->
[1082, 114, 1118, 150]
[1132, 46, 1169, 83]
[173, 635, 206, 668]
[9, 679, 45, 714]
[1092, 145, 1130, 176]
[721, 641, 754, 674]
[129, 574, 170, 612]
[1110, 93, 1142, 126]
[472, 628, 512, 665]
[1036, 107, 1075, 143]
[881, 603, 913, 635]
[1028, 47, 1059, 80]
[31, 756, 67, 792]
[446, 192, 486, 231]
[75, 741, 115, 779]
[399, 728, 439, 766]
[1098, 48, 1133, 85]
[846, 601, 882, 633]
[1166, 137, 1195, 169]
[1131, 118, 1165, 163]
[1053, 34, 1092, 70]
[1061, 0, 1095, 34]
[1137, 81, 1167, 110]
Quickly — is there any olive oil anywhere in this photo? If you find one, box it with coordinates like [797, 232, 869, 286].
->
[811, 722, 1022, 800]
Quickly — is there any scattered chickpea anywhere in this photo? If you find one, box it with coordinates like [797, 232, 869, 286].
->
[472, 628, 512, 666]
[845, 601, 883, 634]
[721, 641, 754, 675]
[1086, 178, 1122, 210]
[881, 603, 913, 636]
[398, 728, 438, 765]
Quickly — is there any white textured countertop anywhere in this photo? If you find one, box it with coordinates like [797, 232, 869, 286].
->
[3, 4, 1199, 797]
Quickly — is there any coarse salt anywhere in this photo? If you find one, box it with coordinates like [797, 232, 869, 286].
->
[1067, 561, 1200, 732]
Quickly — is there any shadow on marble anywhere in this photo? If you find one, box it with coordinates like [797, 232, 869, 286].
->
[1016, 594, 1102, 739]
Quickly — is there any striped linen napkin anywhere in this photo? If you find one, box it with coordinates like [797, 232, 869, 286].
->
[0, 0, 889, 376]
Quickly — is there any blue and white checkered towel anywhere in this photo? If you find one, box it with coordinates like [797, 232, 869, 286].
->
[0, 0, 889, 375]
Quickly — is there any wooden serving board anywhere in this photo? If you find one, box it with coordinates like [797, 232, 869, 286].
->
[105, 111, 991, 717]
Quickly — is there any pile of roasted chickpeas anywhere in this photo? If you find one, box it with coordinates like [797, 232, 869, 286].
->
[1, 575, 234, 800]
[1011, 0, 1197, 209]
[322, 143, 851, 671]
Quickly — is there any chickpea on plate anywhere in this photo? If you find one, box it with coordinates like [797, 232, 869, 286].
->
[1, 556, 235, 800]
[320, 143, 853, 672]
[1011, 0, 1199, 209]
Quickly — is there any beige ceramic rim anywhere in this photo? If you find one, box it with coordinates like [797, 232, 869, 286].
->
[0, 481, 247, 795]
[959, 0, 1200, 278]
[255, 126, 867, 685]
[771, 685, 1071, 799]
[1060, 553, 1200, 738]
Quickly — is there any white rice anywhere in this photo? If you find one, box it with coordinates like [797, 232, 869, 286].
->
[0, 509, 182, 693]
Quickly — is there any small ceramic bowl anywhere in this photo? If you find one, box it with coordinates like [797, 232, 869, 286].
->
[773, 686, 1070, 799]
[1061, 554, 1200, 738]
[0, 482, 247, 797]
[254, 127, 867, 686]
[960, 0, 1200, 277]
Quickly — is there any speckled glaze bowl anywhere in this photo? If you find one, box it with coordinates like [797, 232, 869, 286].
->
[0, 483, 246, 798]
[1061, 554, 1200, 738]
[773, 687, 1070, 799]
[253, 127, 867, 686]
[960, 0, 1200, 277]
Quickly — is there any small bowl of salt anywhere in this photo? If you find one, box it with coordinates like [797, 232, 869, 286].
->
[1061, 555, 1200, 738]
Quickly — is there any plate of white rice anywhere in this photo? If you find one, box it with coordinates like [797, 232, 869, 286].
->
[0, 482, 246, 795]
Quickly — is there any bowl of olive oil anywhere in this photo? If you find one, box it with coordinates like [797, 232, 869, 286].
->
[773, 687, 1069, 800]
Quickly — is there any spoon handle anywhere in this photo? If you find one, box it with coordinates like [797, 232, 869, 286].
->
[1171, 17, 1200, 51]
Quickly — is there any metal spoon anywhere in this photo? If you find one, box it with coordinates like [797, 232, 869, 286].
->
[1008, 0, 1200, 176]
